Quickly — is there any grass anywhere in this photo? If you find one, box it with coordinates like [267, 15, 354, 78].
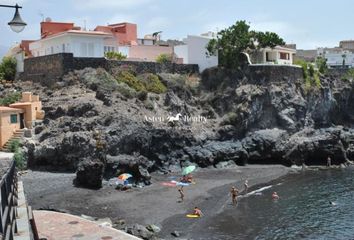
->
[9, 139, 25, 170]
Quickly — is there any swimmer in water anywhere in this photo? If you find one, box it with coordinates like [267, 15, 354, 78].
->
[272, 192, 280, 200]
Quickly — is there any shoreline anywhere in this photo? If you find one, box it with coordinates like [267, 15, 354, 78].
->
[21, 165, 295, 239]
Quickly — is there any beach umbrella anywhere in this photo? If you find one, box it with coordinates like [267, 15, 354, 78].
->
[118, 173, 133, 181]
[182, 165, 196, 176]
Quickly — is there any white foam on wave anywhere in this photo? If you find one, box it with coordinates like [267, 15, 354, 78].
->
[242, 185, 273, 198]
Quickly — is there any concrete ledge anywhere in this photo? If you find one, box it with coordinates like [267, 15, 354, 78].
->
[14, 181, 31, 240]
[33, 210, 141, 240]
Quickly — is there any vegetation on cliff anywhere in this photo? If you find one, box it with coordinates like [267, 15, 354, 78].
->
[0, 57, 17, 81]
[206, 20, 285, 68]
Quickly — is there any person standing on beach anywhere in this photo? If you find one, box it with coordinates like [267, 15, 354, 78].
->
[327, 156, 332, 167]
[230, 186, 239, 205]
[244, 180, 249, 194]
[178, 186, 185, 202]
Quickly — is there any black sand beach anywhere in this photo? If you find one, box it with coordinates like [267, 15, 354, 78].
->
[21, 165, 293, 239]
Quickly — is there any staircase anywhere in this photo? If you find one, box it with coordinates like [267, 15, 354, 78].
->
[0, 129, 25, 152]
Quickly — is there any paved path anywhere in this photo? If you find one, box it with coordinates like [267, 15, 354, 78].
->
[33, 210, 141, 240]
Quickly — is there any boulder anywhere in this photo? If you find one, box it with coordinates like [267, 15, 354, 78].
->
[75, 158, 104, 189]
[127, 224, 154, 240]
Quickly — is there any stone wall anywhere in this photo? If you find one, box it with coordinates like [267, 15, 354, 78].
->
[22, 53, 74, 86]
[22, 53, 199, 86]
[327, 68, 350, 78]
[201, 65, 304, 91]
[247, 65, 303, 84]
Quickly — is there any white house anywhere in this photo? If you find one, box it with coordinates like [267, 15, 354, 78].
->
[29, 30, 115, 58]
[318, 48, 354, 68]
[250, 46, 296, 65]
[174, 32, 218, 72]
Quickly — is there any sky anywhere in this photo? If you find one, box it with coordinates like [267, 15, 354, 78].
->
[1, 0, 354, 53]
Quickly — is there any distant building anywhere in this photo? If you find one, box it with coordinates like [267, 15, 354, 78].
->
[250, 46, 296, 65]
[29, 29, 113, 58]
[339, 40, 354, 50]
[318, 47, 354, 68]
[294, 49, 317, 62]
[174, 32, 218, 72]
[27, 19, 173, 62]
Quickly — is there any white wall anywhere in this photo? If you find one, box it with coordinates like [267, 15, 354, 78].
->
[174, 35, 218, 72]
[174, 45, 188, 63]
[325, 52, 354, 68]
[30, 34, 107, 58]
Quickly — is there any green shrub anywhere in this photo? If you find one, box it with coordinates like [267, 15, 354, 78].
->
[0, 57, 17, 81]
[116, 71, 145, 92]
[295, 60, 321, 91]
[316, 57, 328, 74]
[9, 139, 20, 153]
[0, 92, 21, 106]
[105, 51, 127, 60]
[342, 69, 354, 81]
[138, 73, 167, 94]
[221, 112, 238, 125]
[156, 53, 173, 64]
[14, 150, 25, 170]
[116, 82, 136, 99]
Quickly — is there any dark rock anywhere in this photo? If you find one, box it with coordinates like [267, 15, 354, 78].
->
[96, 90, 112, 106]
[34, 125, 45, 135]
[127, 224, 154, 240]
[75, 158, 104, 189]
[171, 230, 180, 237]
[146, 224, 161, 233]
[67, 102, 96, 117]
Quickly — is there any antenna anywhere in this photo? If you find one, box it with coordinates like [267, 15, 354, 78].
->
[38, 11, 44, 22]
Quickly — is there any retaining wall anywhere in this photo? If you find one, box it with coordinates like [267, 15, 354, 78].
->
[22, 53, 199, 86]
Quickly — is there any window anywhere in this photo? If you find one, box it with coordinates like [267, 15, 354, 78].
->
[279, 52, 290, 60]
[10, 114, 18, 124]
[50, 46, 54, 54]
[62, 44, 65, 53]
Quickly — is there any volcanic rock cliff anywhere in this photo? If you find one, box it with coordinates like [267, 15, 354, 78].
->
[10, 65, 354, 187]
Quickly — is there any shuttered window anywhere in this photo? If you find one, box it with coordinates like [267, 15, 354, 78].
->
[10, 114, 18, 124]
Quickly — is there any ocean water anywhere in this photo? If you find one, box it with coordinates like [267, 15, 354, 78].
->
[196, 168, 354, 240]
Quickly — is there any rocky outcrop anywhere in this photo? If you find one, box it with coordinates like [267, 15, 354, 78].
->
[76, 158, 104, 189]
[17, 67, 354, 189]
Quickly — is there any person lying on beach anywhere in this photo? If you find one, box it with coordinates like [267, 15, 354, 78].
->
[178, 186, 185, 202]
[180, 175, 193, 183]
[193, 207, 203, 217]
[272, 192, 280, 200]
[244, 180, 249, 194]
[230, 186, 239, 205]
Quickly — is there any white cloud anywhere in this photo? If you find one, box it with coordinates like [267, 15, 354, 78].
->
[74, 0, 156, 10]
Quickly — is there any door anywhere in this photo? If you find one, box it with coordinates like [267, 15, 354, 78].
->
[19, 113, 24, 129]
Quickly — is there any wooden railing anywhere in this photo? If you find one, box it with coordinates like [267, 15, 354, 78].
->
[0, 161, 18, 240]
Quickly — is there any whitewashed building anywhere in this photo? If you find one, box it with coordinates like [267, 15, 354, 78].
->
[29, 30, 115, 58]
[250, 46, 296, 65]
[318, 48, 354, 68]
[174, 32, 218, 72]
